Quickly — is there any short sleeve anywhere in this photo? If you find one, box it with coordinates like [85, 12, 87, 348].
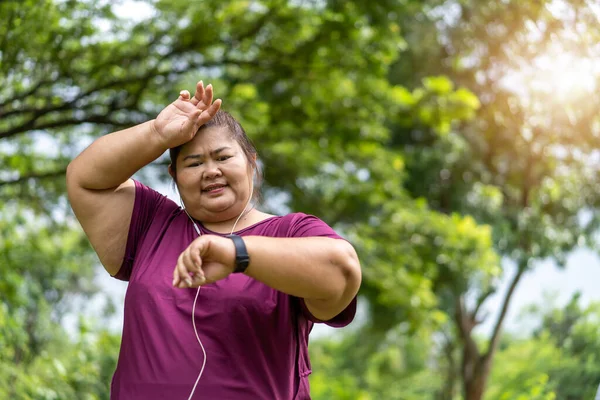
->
[284, 213, 357, 328]
[113, 180, 172, 281]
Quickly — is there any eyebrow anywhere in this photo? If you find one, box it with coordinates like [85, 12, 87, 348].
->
[182, 147, 232, 161]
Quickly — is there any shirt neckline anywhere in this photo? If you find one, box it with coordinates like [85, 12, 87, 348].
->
[195, 215, 280, 236]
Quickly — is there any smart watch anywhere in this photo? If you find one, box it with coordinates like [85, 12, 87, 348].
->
[227, 234, 250, 273]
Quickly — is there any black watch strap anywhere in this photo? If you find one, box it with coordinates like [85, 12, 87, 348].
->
[227, 234, 250, 273]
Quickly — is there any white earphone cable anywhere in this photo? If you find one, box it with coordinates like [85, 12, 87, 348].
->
[184, 212, 206, 400]
[183, 183, 254, 400]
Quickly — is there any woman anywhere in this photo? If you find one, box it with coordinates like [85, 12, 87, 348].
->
[66, 81, 361, 399]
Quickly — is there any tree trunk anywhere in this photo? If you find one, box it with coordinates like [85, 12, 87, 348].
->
[437, 338, 458, 400]
[464, 375, 486, 400]
[463, 358, 492, 400]
[459, 265, 527, 400]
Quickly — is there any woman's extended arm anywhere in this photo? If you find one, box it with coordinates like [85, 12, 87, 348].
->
[244, 236, 361, 321]
[67, 82, 220, 275]
[174, 235, 361, 321]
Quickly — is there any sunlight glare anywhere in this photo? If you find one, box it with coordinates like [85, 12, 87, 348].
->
[509, 50, 598, 104]
[532, 52, 596, 99]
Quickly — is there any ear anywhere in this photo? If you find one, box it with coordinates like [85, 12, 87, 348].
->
[168, 164, 176, 180]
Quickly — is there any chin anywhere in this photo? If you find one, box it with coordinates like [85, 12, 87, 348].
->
[198, 201, 242, 220]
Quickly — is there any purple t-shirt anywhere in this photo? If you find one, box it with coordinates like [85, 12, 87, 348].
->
[110, 181, 356, 400]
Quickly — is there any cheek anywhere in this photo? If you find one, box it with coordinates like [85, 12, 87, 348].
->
[177, 170, 201, 190]
[226, 163, 251, 182]
[234, 171, 252, 187]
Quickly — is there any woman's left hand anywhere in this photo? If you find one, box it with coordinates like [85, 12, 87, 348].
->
[173, 235, 236, 288]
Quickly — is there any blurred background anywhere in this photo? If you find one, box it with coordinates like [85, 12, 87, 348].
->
[2, 0, 600, 399]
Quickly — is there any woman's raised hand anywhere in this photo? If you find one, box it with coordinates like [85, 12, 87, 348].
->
[151, 81, 222, 148]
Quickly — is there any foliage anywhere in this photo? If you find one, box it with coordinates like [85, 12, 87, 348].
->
[385, 0, 600, 398]
[533, 293, 600, 400]
[487, 294, 600, 400]
[0, 314, 120, 400]
[309, 294, 600, 400]
[485, 334, 559, 400]
[1, 0, 600, 399]
[310, 327, 440, 400]
[1, 0, 483, 397]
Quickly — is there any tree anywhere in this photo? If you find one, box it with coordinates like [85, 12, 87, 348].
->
[485, 334, 559, 400]
[310, 327, 440, 400]
[486, 293, 600, 400]
[10, 1, 597, 399]
[385, 1, 600, 398]
[533, 293, 600, 399]
[1, 0, 491, 398]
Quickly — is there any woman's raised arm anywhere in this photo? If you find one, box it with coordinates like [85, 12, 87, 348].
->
[66, 82, 221, 275]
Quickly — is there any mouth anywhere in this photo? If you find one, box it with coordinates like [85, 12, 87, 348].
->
[202, 184, 228, 193]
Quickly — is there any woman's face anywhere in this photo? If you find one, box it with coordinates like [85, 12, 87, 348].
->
[172, 126, 253, 223]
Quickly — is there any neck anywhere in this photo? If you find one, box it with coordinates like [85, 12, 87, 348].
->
[201, 207, 258, 234]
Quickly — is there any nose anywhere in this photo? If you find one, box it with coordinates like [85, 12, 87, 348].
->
[202, 160, 222, 179]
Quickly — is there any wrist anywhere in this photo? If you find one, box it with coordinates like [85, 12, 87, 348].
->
[146, 119, 171, 152]
[227, 235, 251, 274]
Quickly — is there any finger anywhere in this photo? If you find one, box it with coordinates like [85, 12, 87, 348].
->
[182, 265, 193, 287]
[202, 84, 214, 109]
[179, 90, 191, 100]
[173, 253, 184, 286]
[198, 99, 222, 123]
[191, 81, 204, 106]
[182, 108, 202, 133]
[183, 250, 205, 286]
[176, 253, 193, 288]
[191, 273, 205, 287]
[190, 248, 205, 283]
[172, 265, 180, 287]
[182, 249, 198, 273]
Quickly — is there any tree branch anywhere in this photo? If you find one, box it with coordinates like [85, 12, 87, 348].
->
[439, 329, 458, 400]
[0, 66, 165, 121]
[455, 295, 481, 384]
[471, 288, 495, 321]
[0, 169, 66, 187]
[0, 7, 273, 139]
[0, 78, 55, 110]
[483, 262, 527, 362]
[0, 56, 259, 140]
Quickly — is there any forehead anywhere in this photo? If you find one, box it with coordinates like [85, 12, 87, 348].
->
[179, 126, 239, 156]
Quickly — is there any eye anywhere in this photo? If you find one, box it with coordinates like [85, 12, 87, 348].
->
[187, 162, 202, 167]
[217, 155, 232, 161]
